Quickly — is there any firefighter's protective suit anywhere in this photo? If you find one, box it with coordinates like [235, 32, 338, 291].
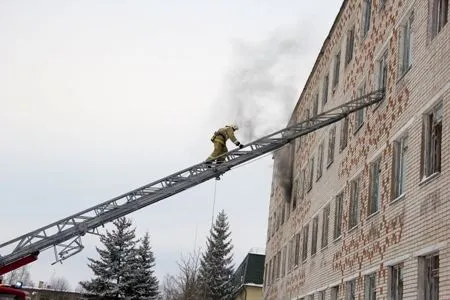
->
[206, 124, 243, 164]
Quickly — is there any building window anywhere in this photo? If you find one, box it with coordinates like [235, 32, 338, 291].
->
[334, 192, 344, 239]
[431, 0, 448, 38]
[288, 239, 293, 272]
[346, 26, 355, 65]
[368, 156, 381, 216]
[299, 169, 306, 202]
[347, 279, 356, 300]
[377, 50, 388, 91]
[313, 93, 319, 116]
[349, 177, 360, 229]
[365, 272, 377, 300]
[327, 125, 336, 166]
[311, 216, 319, 255]
[292, 174, 299, 210]
[271, 212, 276, 237]
[281, 246, 287, 277]
[399, 12, 413, 76]
[276, 251, 281, 279]
[340, 116, 349, 151]
[355, 83, 366, 131]
[421, 253, 439, 300]
[318, 290, 325, 300]
[317, 142, 324, 180]
[307, 157, 314, 192]
[392, 135, 408, 200]
[390, 263, 404, 300]
[268, 260, 272, 284]
[323, 74, 329, 105]
[302, 224, 309, 262]
[264, 263, 268, 286]
[421, 101, 443, 179]
[333, 51, 341, 89]
[294, 233, 300, 267]
[362, 0, 372, 37]
[322, 204, 330, 248]
[331, 285, 340, 300]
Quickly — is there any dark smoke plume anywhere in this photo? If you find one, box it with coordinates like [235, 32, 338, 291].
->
[217, 24, 312, 141]
[215, 23, 314, 200]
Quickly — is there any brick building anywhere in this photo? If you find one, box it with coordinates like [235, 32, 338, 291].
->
[264, 0, 449, 299]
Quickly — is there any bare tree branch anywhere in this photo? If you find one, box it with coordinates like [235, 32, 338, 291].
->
[161, 249, 202, 300]
[48, 276, 71, 291]
[3, 266, 33, 286]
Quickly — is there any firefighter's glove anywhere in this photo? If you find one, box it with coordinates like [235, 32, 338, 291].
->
[238, 144, 244, 149]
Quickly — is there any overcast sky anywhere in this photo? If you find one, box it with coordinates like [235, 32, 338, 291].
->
[0, 0, 342, 290]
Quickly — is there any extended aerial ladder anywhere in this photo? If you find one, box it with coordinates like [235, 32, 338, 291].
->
[0, 89, 384, 276]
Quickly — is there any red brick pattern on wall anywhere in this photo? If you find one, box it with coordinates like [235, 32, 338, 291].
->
[264, 0, 450, 298]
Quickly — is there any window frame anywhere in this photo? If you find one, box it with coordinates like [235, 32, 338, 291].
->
[327, 125, 336, 167]
[399, 11, 413, 77]
[345, 25, 355, 65]
[355, 82, 366, 132]
[321, 204, 330, 248]
[340, 116, 349, 151]
[420, 101, 443, 180]
[377, 49, 388, 91]
[389, 263, 404, 300]
[347, 279, 356, 300]
[392, 134, 408, 201]
[323, 74, 329, 105]
[362, 0, 372, 38]
[334, 192, 344, 239]
[421, 253, 439, 300]
[302, 223, 309, 262]
[431, 0, 448, 38]
[364, 272, 377, 300]
[368, 155, 382, 216]
[333, 51, 341, 89]
[311, 215, 319, 255]
[348, 176, 361, 229]
[317, 142, 324, 181]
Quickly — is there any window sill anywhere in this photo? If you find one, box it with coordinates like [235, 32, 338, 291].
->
[397, 66, 412, 83]
[373, 98, 385, 111]
[326, 160, 334, 169]
[348, 225, 359, 233]
[391, 193, 406, 204]
[366, 210, 380, 221]
[354, 123, 364, 135]
[419, 172, 440, 187]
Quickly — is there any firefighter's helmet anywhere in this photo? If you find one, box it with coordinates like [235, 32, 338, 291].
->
[227, 124, 239, 130]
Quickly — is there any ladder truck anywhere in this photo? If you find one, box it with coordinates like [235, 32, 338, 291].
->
[0, 89, 384, 278]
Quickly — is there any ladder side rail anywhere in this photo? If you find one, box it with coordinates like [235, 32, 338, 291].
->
[0, 89, 384, 268]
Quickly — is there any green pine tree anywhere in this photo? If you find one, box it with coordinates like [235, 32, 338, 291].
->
[198, 210, 234, 300]
[127, 232, 160, 300]
[80, 217, 137, 299]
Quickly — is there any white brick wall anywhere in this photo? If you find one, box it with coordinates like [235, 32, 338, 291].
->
[264, 0, 450, 299]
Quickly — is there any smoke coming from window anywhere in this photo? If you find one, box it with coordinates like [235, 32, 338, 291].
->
[217, 25, 312, 142]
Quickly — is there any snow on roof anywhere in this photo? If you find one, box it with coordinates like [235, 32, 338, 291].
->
[248, 247, 265, 255]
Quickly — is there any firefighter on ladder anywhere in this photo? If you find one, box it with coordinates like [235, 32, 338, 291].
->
[206, 124, 244, 168]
